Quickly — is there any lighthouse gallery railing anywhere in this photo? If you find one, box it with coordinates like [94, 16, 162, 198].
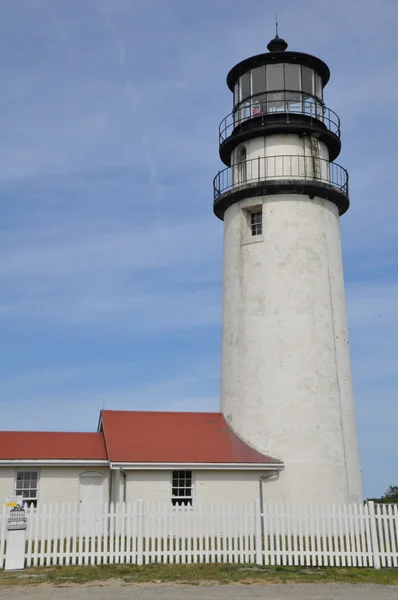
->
[213, 155, 349, 202]
[219, 94, 341, 144]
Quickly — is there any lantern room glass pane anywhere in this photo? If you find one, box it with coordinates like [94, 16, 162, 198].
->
[266, 64, 284, 91]
[315, 73, 322, 100]
[251, 66, 266, 97]
[301, 66, 314, 95]
[284, 64, 300, 91]
[267, 91, 284, 112]
[234, 82, 239, 106]
[240, 72, 250, 101]
[285, 91, 301, 112]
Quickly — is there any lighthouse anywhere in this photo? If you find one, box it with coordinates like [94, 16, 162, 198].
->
[214, 33, 362, 503]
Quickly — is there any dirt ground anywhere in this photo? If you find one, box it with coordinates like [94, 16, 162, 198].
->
[0, 582, 397, 600]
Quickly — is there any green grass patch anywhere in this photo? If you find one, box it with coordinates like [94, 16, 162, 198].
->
[0, 564, 397, 587]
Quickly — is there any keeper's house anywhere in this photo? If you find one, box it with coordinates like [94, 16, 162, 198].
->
[0, 411, 282, 510]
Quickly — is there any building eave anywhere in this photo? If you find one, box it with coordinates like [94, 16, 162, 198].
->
[0, 459, 109, 467]
[110, 462, 284, 471]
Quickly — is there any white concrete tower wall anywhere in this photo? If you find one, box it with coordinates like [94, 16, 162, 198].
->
[220, 188, 362, 503]
[216, 36, 362, 504]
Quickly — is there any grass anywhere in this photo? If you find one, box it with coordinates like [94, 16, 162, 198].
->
[0, 564, 397, 588]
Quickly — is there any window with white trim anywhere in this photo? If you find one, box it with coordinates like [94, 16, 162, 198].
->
[171, 470, 192, 506]
[15, 471, 39, 507]
[250, 210, 262, 236]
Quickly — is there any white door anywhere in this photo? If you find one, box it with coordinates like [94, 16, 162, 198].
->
[79, 472, 104, 535]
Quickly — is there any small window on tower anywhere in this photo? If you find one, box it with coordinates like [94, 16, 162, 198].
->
[250, 211, 262, 236]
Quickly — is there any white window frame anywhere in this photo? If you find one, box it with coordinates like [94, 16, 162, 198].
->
[15, 469, 40, 507]
[250, 210, 263, 236]
[171, 470, 194, 506]
[241, 203, 264, 246]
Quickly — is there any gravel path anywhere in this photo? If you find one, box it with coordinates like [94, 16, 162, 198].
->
[0, 582, 397, 600]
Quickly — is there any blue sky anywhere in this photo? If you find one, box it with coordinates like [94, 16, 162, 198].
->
[0, 0, 397, 499]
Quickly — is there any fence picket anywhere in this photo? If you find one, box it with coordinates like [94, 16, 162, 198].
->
[25, 504, 34, 568]
[274, 502, 281, 565]
[378, 504, 387, 568]
[0, 506, 5, 570]
[242, 502, 248, 564]
[227, 503, 232, 564]
[320, 504, 327, 566]
[39, 503, 47, 566]
[54, 503, 60, 566]
[33, 504, 40, 567]
[239, 502, 245, 563]
[386, 504, 395, 567]
[353, 503, 361, 567]
[296, 504, 303, 567]
[358, 503, 367, 567]
[393, 505, 398, 568]
[217, 502, 222, 564]
[65, 503, 71, 567]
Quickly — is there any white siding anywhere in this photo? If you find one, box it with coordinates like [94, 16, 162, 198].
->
[126, 470, 171, 503]
[0, 468, 14, 502]
[195, 470, 261, 503]
[0, 466, 110, 505]
[125, 470, 267, 504]
[0, 467, 286, 506]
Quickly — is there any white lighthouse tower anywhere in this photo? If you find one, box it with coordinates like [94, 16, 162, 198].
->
[214, 33, 362, 503]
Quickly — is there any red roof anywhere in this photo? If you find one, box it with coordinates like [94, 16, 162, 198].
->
[0, 432, 107, 461]
[100, 410, 280, 464]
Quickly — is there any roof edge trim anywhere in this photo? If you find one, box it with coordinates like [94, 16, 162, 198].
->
[110, 462, 284, 471]
[0, 460, 109, 466]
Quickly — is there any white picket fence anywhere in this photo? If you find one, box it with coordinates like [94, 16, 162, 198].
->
[0, 500, 397, 569]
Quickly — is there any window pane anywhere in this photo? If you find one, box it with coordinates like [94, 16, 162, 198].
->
[266, 91, 284, 112]
[284, 64, 300, 91]
[240, 72, 250, 100]
[251, 211, 263, 236]
[239, 101, 250, 121]
[266, 64, 284, 91]
[285, 91, 301, 112]
[171, 470, 192, 505]
[251, 66, 266, 97]
[315, 73, 322, 99]
[16, 473, 24, 481]
[301, 66, 314, 95]
[234, 82, 239, 105]
[303, 96, 315, 116]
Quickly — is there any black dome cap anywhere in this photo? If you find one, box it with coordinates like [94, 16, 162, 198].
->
[267, 35, 288, 52]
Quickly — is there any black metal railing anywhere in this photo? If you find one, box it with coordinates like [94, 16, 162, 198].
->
[213, 155, 348, 201]
[219, 92, 341, 144]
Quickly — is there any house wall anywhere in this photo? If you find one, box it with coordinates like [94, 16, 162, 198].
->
[125, 469, 267, 504]
[0, 466, 278, 507]
[0, 466, 110, 505]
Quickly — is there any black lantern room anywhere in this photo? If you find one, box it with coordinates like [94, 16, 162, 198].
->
[214, 35, 349, 220]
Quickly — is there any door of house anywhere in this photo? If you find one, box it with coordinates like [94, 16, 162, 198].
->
[78, 472, 104, 535]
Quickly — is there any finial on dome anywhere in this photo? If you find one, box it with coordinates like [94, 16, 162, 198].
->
[267, 18, 288, 52]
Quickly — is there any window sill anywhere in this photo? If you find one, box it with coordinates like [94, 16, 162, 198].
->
[241, 234, 264, 247]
